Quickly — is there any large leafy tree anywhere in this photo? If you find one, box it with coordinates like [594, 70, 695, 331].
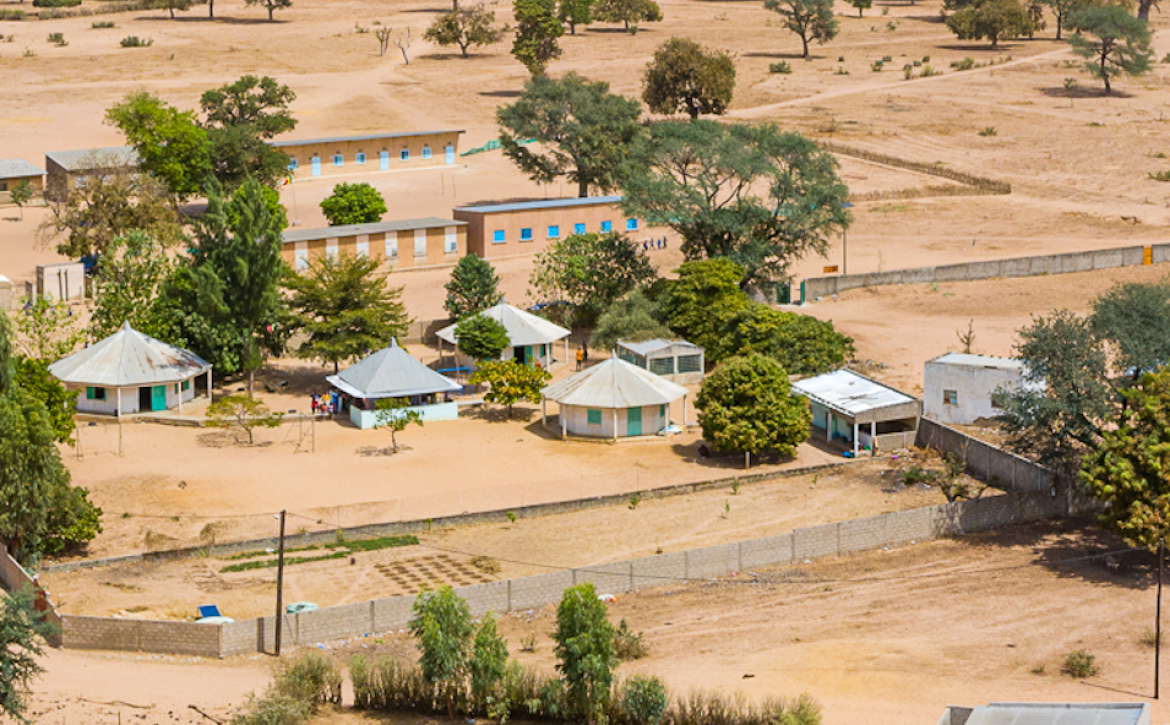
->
[1065, 5, 1153, 95]
[424, 6, 504, 57]
[200, 75, 297, 190]
[553, 583, 616, 725]
[1089, 279, 1170, 380]
[658, 259, 749, 351]
[11, 299, 81, 445]
[90, 230, 174, 341]
[593, 0, 662, 31]
[590, 289, 671, 351]
[470, 359, 551, 418]
[445, 254, 502, 320]
[1080, 368, 1170, 550]
[455, 315, 510, 361]
[622, 120, 850, 288]
[320, 182, 387, 226]
[410, 586, 474, 716]
[764, 0, 838, 59]
[0, 586, 60, 724]
[512, 0, 565, 76]
[284, 254, 411, 373]
[643, 38, 736, 120]
[946, 0, 1034, 49]
[558, 0, 594, 33]
[106, 92, 212, 200]
[14, 358, 76, 446]
[529, 232, 657, 325]
[499, 73, 643, 198]
[712, 304, 854, 375]
[696, 353, 811, 468]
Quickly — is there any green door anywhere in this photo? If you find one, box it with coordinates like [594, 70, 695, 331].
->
[627, 407, 642, 437]
[151, 385, 167, 411]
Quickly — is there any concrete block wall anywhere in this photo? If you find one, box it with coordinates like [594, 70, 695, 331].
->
[794, 523, 839, 561]
[917, 419, 1055, 494]
[686, 543, 741, 579]
[631, 552, 686, 589]
[62, 615, 220, 657]
[740, 534, 794, 569]
[510, 571, 574, 611]
[574, 562, 633, 594]
[838, 515, 888, 555]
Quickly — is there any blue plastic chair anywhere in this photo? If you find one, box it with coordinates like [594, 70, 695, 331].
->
[197, 604, 221, 619]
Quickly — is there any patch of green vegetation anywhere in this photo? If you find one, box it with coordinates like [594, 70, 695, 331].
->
[871, 203, 910, 213]
[219, 534, 419, 571]
[221, 550, 349, 572]
[333, 534, 419, 552]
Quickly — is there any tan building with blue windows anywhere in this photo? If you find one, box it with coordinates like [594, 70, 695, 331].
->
[453, 196, 643, 259]
[275, 130, 463, 180]
[282, 218, 467, 272]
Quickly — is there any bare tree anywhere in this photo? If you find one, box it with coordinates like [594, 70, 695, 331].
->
[394, 27, 413, 64]
[376, 27, 392, 56]
[956, 319, 975, 354]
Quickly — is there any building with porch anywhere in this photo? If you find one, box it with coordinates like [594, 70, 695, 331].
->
[540, 356, 689, 441]
[48, 321, 211, 417]
[616, 339, 705, 385]
[435, 302, 571, 369]
[326, 339, 462, 429]
[791, 369, 920, 456]
[275, 130, 463, 180]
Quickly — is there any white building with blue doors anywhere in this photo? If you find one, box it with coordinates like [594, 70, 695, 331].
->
[435, 302, 571, 370]
[327, 339, 463, 429]
[791, 369, 920, 456]
[48, 321, 211, 417]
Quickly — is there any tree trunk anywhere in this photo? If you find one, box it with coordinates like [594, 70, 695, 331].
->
[569, 19, 576, 34]
[1138, 0, 1152, 20]
[1101, 48, 1111, 94]
[268, 4, 274, 20]
[248, 369, 255, 398]
[577, 177, 588, 198]
[209, 0, 214, 18]
[801, 34, 810, 59]
[1055, 11, 1062, 40]
[334, 361, 339, 374]
[990, 35, 998, 49]
[744, 450, 750, 469]
[460, 41, 469, 56]
[858, 7, 863, 17]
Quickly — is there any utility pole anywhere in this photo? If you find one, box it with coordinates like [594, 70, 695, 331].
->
[1157, 537, 1164, 699]
[274, 510, 286, 656]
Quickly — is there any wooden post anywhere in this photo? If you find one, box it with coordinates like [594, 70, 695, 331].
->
[853, 422, 859, 457]
[275, 510, 287, 656]
[613, 409, 618, 442]
[1157, 536, 1164, 698]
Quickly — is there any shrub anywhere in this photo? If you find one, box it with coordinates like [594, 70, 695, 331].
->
[618, 676, 668, 725]
[882, 55, 892, 62]
[769, 61, 792, 74]
[1062, 650, 1099, 679]
[470, 612, 509, 711]
[47, 32, 67, 45]
[33, 0, 81, 6]
[901, 466, 940, 485]
[979, 126, 997, 136]
[0, 9, 27, 19]
[229, 694, 310, 725]
[951, 57, 976, 70]
[834, 67, 850, 75]
[920, 64, 940, 77]
[92, 20, 115, 28]
[554, 583, 617, 723]
[1149, 170, 1170, 182]
[273, 652, 343, 706]
[613, 619, 649, 661]
[410, 586, 474, 715]
[903, 65, 913, 80]
[120, 36, 153, 47]
[871, 60, 884, 71]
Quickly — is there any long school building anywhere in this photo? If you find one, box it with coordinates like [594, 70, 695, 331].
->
[275, 130, 464, 180]
[282, 218, 467, 272]
[453, 196, 643, 258]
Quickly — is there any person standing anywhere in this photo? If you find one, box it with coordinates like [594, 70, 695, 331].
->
[575, 347, 584, 370]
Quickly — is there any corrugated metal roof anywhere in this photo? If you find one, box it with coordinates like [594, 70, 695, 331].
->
[931, 353, 1026, 371]
[48, 321, 210, 387]
[453, 195, 622, 214]
[436, 302, 570, 348]
[542, 356, 688, 408]
[327, 339, 461, 399]
[791, 369, 917, 416]
[283, 217, 465, 244]
[962, 703, 1148, 725]
[44, 146, 138, 172]
[0, 159, 45, 179]
[618, 338, 702, 356]
[271, 130, 464, 148]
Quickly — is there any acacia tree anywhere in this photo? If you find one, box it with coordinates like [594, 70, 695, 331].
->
[206, 394, 284, 445]
[553, 583, 617, 725]
[642, 38, 736, 120]
[1040, 0, 1089, 39]
[945, 0, 1034, 49]
[424, 6, 503, 57]
[245, 0, 291, 21]
[658, 259, 749, 352]
[498, 72, 643, 198]
[1065, 5, 1153, 95]
[0, 587, 59, 724]
[593, 0, 662, 31]
[374, 397, 424, 454]
[621, 120, 850, 289]
[445, 254, 502, 320]
[558, 0, 594, 34]
[284, 254, 411, 373]
[469, 359, 550, 418]
[151, 0, 192, 18]
[9, 180, 32, 220]
[320, 183, 387, 225]
[849, 0, 872, 16]
[1089, 279, 1170, 381]
[763, 0, 838, 59]
[512, 0, 565, 76]
[410, 586, 474, 716]
[696, 353, 811, 469]
[529, 232, 657, 325]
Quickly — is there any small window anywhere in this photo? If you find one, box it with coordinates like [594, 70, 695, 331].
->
[86, 386, 106, 401]
[333, 154, 343, 167]
[182, 379, 190, 391]
[626, 218, 639, 231]
[659, 404, 666, 417]
[400, 149, 410, 161]
[573, 223, 586, 235]
[445, 227, 458, 253]
[650, 357, 674, 376]
[421, 146, 433, 160]
[520, 228, 533, 242]
[355, 152, 367, 164]
[492, 230, 506, 244]
[943, 390, 959, 405]
[587, 409, 602, 425]
[677, 355, 702, 373]
[174, 383, 180, 394]
[0, 181, 6, 192]
[600, 220, 613, 232]
[288, 158, 298, 171]
[547, 225, 560, 239]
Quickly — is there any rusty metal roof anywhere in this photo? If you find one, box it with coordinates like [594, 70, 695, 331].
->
[48, 322, 210, 387]
[542, 356, 688, 409]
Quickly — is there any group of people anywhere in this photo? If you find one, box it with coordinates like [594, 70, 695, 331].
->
[643, 237, 668, 251]
[311, 392, 340, 415]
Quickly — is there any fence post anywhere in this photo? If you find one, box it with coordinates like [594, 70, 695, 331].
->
[506, 580, 512, 612]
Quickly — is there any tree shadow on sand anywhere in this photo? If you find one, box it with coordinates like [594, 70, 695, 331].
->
[1038, 85, 1134, 99]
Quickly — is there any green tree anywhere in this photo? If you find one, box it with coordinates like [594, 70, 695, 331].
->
[622, 120, 850, 288]
[206, 394, 284, 445]
[106, 91, 212, 199]
[245, 0, 291, 21]
[1089, 279, 1170, 380]
[658, 259, 749, 351]
[558, 0, 594, 34]
[470, 359, 551, 418]
[150, 0, 192, 18]
[763, 0, 838, 59]
[374, 397, 424, 454]
[849, 0, 872, 16]
[696, 353, 811, 468]
[1080, 368, 1170, 550]
[284, 254, 411, 373]
[498, 72, 643, 197]
[445, 255, 502, 320]
[409, 586, 474, 716]
[589, 289, 671, 351]
[423, 6, 504, 57]
[12, 297, 82, 363]
[13, 357, 76, 445]
[594, 0, 662, 31]
[529, 232, 657, 325]
[1040, 0, 1089, 39]
[642, 38, 736, 119]
[619, 676, 668, 725]
[320, 182, 387, 225]
[553, 583, 616, 725]
[512, 0, 565, 76]
[90, 230, 173, 341]
[469, 612, 509, 711]
[946, 0, 1034, 49]
[455, 315, 510, 361]
[711, 304, 854, 374]
[1065, 5, 1153, 94]
[200, 75, 297, 190]
[9, 180, 33, 220]
[0, 586, 60, 724]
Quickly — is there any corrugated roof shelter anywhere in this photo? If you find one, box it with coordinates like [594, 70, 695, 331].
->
[617, 338, 704, 384]
[924, 353, 1034, 426]
[327, 339, 462, 428]
[540, 356, 689, 440]
[936, 703, 1149, 725]
[436, 302, 571, 369]
[49, 321, 211, 417]
[791, 369, 921, 456]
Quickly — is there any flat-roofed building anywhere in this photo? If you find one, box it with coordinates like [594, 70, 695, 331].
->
[282, 218, 467, 272]
[453, 196, 643, 258]
[275, 130, 463, 180]
[0, 159, 45, 203]
[924, 352, 1034, 425]
[44, 146, 139, 202]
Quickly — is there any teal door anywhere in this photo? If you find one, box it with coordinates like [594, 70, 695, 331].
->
[310, 156, 321, 177]
[627, 407, 642, 437]
[151, 385, 167, 411]
[380, 151, 390, 170]
[445, 145, 455, 165]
